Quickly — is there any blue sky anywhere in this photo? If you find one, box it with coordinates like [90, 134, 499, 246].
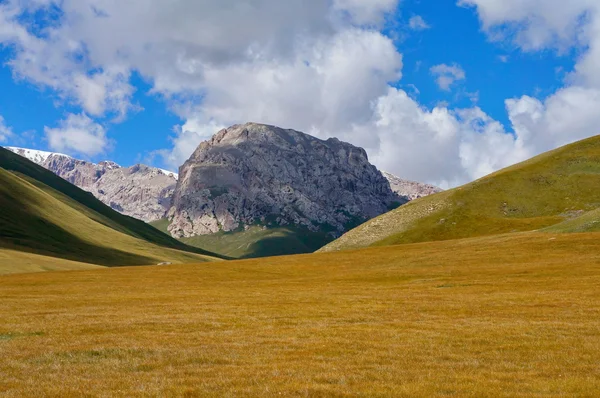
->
[0, 0, 598, 187]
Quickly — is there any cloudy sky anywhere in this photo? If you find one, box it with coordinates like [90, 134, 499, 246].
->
[0, 0, 599, 188]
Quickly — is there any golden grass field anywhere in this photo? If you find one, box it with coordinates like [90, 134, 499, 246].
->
[1, 232, 599, 397]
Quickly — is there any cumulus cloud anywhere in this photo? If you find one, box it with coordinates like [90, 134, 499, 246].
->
[349, 89, 531, 188]
[2, 0, 600, 188]
[333, 0, 399, 25]
[409, 15, 431, 31]
[44, 113, 110, 157]
[430, 63, 467, 91]
[0, 116, 14, 143]
[158, 119, 227, 170]
[458, 0, 596, 51]
[460, 1, 600, 150]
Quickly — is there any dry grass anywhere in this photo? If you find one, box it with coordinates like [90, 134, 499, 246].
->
[1, 232, 600, 396]
[0, 249, 103, 275]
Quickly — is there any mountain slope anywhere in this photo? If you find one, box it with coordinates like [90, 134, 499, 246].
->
[6, 147, 178, 222]
[542, 207, 600, 233]
[168, 123, 403, 238]
[321, 135, 600, 252]
[0, 250, 103, 275]
[0, 147, 221, 270]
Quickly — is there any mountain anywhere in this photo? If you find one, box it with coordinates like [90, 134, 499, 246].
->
[381, 171, 442, 200]
[320, 135, 600, 252]
[0, 146, 220, 272]
[7, 128, 441, 260]
[6, 147, 177, 222]
[167, 123, 403, 238]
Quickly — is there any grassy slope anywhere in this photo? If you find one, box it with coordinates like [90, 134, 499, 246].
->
[151, 219, 333, 259]
[543, 207, 600, 233]
[0, 147, 221, 270]
[0, 250, 103, 275]
[1, 232, 599, 396]
[321, 135, 600, 252]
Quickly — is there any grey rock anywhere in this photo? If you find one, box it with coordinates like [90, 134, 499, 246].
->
[6, 147, 177, 222]
[167, 123, 404, 238]
[381, 171, 442, 200]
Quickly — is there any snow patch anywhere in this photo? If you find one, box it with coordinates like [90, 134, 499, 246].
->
[5, 146, 72, 164]
[157, 168, 179, 180]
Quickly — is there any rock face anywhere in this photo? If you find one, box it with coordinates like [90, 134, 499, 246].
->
[167, 123, 404, 238]
[381, 171, 442, 200]
[6, 147, 177, 222]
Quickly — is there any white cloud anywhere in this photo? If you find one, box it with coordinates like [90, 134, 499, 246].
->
[2, 0, 600, 189]
[158, 119, 227, 170]
[333, 0, 399, 25]
[458, 0, 597, 51]
[409, 15, 431, 31]
[507, 86, 600, 152]
[0, 116, 14, 143]
[459, 0, 600, 85]
[459, 1, 600, 143]
[430, 63, 466, 91]
[158, 27, 403, 167]
[44, 113, 110, 157]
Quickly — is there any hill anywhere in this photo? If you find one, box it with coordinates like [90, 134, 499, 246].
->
[151, 218, 332, 259]
[0, 147, 221, 272]
[1, 231, 599, 395]
[320, 135, 600, 252]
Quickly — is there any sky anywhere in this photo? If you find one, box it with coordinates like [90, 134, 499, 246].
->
[0, 0, 599, 188]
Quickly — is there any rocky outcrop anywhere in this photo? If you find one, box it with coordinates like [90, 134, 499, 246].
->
[88, 165, 177, 222]
[167, 123, 404, 238]
[382, 171, 442, 200]
[6, 147, 177, 222]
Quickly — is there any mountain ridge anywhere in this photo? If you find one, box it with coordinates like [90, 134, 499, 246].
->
[6, 146, 178, 222]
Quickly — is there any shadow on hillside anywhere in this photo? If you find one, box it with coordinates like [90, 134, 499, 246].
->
[241, 231, 333, 259]
[0, 170, 157, 266]
[0, 215, 156, 267]
[0, 147, 218, 258]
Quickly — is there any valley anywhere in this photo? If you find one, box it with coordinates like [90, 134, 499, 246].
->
[2, 128, 600, 396]
[1, 232, 599, 396]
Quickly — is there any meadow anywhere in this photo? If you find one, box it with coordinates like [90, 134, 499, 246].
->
[1, 231, 599, 396]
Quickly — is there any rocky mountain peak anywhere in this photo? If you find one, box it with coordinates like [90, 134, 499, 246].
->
[168, 123, 403, 238]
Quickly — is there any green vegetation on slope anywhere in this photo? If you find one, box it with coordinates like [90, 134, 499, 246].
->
[321, 135, 600, 252]
[0, 147, 221, 270]
[151, 219, 332, 259]
[542, 207, 600, 233]
[0, 250, 103, 275]
[1, 232, 599, 396]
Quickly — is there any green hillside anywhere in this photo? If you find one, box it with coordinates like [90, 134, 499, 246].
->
[321, 135, 600, 252]
[542, 207, 600, 233]
[151, 219, 332, 259]
[0, 147, 222, 271]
